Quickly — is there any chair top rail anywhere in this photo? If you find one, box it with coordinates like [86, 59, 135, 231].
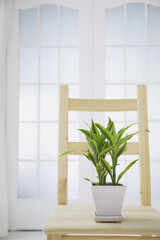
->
[68, 98, 137, 112]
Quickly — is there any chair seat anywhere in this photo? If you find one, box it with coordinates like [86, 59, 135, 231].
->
[44, 205, 160, 236]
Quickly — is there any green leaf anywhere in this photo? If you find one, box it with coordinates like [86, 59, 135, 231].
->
[78, 129, 91, 140]
[84, 178, 99, 185]
[106, 117, 113, 131]
[111, 121, 116, 137]
[87, 151, 97, 166]
[97, 135, 106, 149]
[90, 120, 100, 142]
[101, 158, 113, 181]
[96, 163, 105, 185]
[119, 131, 140, 145]
[101, 175, 107, 185]
[101, 169, 107, 185]
[145, 129, 150, 133]
[117, 159, 138, 183]
[96, 163, 103, 177]
[88, 140, 98, 156]
[59, 151, 74, 156]
[119, 128, 150, 145]
[107, 118, 116, 137]
[101, 169, 107, 177]
[98, 146, 114, 159]
[115, 123, 138, 145]
[91, 119, 100, 136]
[90, 132, 99, 142]
[96, 123, 114, 143]
[115, 142, 127, 160]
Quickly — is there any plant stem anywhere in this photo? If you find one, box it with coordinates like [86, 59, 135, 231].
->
[111, 151, 116, 185]
[112, 165, 116, 185]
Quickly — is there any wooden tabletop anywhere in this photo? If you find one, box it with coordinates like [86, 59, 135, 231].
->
[44, 205, 160, 236]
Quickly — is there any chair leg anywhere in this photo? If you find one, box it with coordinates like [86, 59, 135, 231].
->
[47, 234, 62, 240]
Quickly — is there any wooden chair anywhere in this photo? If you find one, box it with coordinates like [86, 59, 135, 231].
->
[44, 85, 160, 240]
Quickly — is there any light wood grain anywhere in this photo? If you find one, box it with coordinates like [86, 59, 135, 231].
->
[68, 99, 137, 112]
[58, 85, 68, 205]
[48, 236, 158, 240]
[67, 142, 139, 155]
[47, 234, 62, 240]
[47, 234, 160, 240]
[62, 237, 160, 240]
[137, 85, 151, 206]
[44, 205, 160, 236]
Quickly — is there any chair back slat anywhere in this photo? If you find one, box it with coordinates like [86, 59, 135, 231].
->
[67, 142, 139, 156]
[68, 98, 137, 111]
[58, 84, 151, 206]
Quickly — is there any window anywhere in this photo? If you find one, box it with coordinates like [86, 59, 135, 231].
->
[18, 5, 79, 199]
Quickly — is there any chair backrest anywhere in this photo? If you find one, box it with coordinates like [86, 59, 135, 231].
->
[58, 85, 151, 206]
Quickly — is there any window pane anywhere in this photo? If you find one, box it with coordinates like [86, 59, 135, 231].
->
[20, 48, 38, 83]
[19, 7, 37, 45]
[148, 5, 160, 43]
[69, 85, 79, 121]
[68, 161, 79, 200]
[40, 48, 58, 83]
[69, 112, 79, 122]
[39, 123, 58, 160]
[40, 86, 58, 121]
[148, 85, 160, 120]
[149, 122, 160, 160]
[68, 122, 79, 142]
[68, 155, 79, 161]
[126, 85, 137, 122]
[125, 156, 140, 205]
[105, 47, 124, 83]
[151, 162, 160, 201]
[148, 47, 160, 83]
[18, 162, 37, 198]
[105, 85, 125, 121]
[19, 123, 38, 159]
[69, 85, 79, 98]
[126, 47, 145, 83]
[126, 85, 136, 98]
[126, 3, 145, 44]
[39, 162, 57, 198]
[105, 6, 124, 44]
[40, 4, 58, 45]
[19, 86, 38, 121]
[60, 6, 78, 45]
[60, 48, 79, 83]
[105, 85, 125, 99]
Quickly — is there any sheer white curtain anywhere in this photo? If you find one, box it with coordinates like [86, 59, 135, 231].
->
[0, 0, 14, 236]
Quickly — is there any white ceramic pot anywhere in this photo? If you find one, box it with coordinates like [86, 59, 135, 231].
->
[91, 184, 126, 216]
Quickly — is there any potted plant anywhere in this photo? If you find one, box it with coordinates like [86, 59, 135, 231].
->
[62, 117, 147, 221]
